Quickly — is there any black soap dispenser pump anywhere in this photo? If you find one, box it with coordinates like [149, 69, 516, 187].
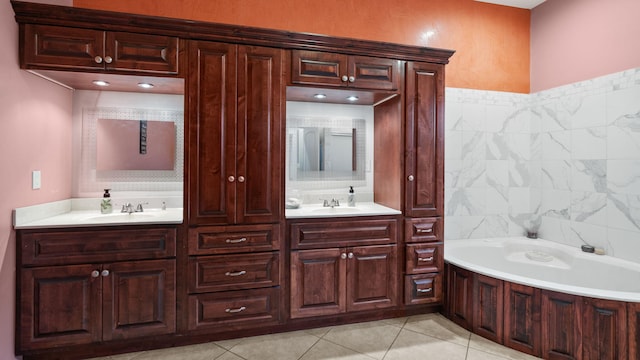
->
[101, 189, 113, 214]
[348, 186, 356, 207]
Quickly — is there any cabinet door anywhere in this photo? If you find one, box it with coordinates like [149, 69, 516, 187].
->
[473, 274, 504, 344]
[290, 50, 347, 87]
[404, 61, 445, 217]
[503, 282, 541, 357]
[23, 24, 105, 71]
[541, 290, 582, 360]
[628, 302, 640, 360]
[582, 298, 627, 360]
[188, 41, 237, 225]
[102, 260, 176, 341]
[290, 248, 346, 318]
[19, 264, 101, 350]
[347, 245, 398, 312]
[235, 45, 283, 224]
[348, 56, 401, 90]
[105, 32, 179, 74]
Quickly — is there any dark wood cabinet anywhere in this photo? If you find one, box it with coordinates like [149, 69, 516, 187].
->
[187, 41, 283, 226]
[582, 298, 627, 360]
[290, 245, 397, 318]
[22, 24, 179, 74]
[503, 282, 541, 357]
[291, 50, 401, 90]
[628, 303, 640, 360]
[473, 274, 503, 344]
[17, 228, 177, 352]
[404, 62, 445, 218]
[541, 290, 583, 360]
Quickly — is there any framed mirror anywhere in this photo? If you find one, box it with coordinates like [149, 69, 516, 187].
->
[287, 117, 365, 182]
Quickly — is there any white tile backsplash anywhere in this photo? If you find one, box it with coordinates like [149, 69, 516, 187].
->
[445, 66, 640, 264]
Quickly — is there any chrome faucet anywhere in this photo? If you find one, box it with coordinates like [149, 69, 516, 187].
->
[323, 198, 340, 208]
[121, 202, 145, 213]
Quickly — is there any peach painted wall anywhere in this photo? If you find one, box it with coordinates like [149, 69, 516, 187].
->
[0, 0, 72, 359]
[73, 0, 531, 93]
[531, 0, 640, 92]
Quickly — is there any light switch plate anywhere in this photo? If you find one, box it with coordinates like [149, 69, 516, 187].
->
[32, 170, 41, 190]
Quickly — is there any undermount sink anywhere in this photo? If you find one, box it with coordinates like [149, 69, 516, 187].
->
[311, 207, 362, 214]
[81, 213, 160, 222]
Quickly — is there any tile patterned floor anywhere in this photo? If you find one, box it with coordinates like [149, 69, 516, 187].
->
[90, 313, 542, 360]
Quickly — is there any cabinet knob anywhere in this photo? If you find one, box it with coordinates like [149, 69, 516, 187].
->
[101, 270, 110, 277]
[228, 175, 235, 183]
[104, 55, 113, 64]
[408, 175, 415, 181]
[91, 270, 100, 278]
[348, 76, 355, 83]
[417, 288, 433, 293]
[94, 56, 103, 64]
[341, 75, 348, 82]
[225, 306, 246, 313]
[238, 176, 245, 183]
[348, 252, 354, 259]
[341, 253, 347, 259]
[416, 228, 433, 234]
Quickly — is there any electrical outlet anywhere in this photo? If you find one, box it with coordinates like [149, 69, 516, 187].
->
[32, 170, 41, 190]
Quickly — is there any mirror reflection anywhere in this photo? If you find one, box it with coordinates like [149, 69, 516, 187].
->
[97, 118, 176, 171]
[288, 117, 365, 181]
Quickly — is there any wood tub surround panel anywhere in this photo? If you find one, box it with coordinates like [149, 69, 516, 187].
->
[446, 263, 640, 360]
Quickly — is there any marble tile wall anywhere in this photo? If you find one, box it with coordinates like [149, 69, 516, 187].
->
[445, 67, 640, 263]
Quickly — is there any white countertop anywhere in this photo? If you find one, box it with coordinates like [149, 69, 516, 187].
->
[285, 202, 401, 219]
[13, 198, 183, 229]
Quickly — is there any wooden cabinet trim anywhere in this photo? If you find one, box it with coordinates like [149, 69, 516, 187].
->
[188, 224, 281, 255]
[405, 243, 442, 274]
[290, 218, 398, 250]
[404, 273, 442, 305]
[188, 252, 280, 293]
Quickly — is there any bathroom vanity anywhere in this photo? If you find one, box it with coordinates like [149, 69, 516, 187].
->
[11, 1, 452, 359]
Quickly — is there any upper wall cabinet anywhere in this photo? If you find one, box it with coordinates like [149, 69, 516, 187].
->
[291, 50, 401, 91]
[404, 62, 445, 217]
[22, 24, 179, 75]
[187, 41, 283, 225]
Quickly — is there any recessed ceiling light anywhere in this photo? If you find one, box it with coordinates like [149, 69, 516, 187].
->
[137, 82, 154, 89]
[92, 80, 110, 87]
[346, 95, 359, 102]
[313, 93, 327, 99]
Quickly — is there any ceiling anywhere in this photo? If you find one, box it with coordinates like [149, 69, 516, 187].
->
[474, 0, 546, 9]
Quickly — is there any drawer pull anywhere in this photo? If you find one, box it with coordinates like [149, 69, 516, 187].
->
[226, 237, 247, 244]
[416, 228, 433, 234]
[225, 270, 247, 277]
[225, 306, 246, 313]
[417, 288, 433, 293]
[418, 256, 434, 262]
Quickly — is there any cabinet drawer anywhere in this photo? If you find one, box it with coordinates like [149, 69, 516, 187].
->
[188, 224, 281, 255]
[290, 218, 398, 250]
[405, 273, 442, 305]
[405, 217, 442, 243]
[406, 243, 442, 274]
[20, 227, 176, 266]
[187, 288, 280, 331]
[188, 252, 280, 293]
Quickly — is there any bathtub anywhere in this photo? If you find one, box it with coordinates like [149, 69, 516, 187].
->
[445, 236, 640, 302]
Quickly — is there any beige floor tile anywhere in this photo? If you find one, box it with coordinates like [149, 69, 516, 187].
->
[225, 330, 320, 360]
[127, 342, 227, 360]
[322, 321, 402, 360]
[303, 325, 334, 338]
[379, 317, 408, 328]
[215, 351, 245, 360]
[384, 329, 468, 360]
[469, 334, 542, 360]
[466, 348, 513, 360]
[300, 339, 376, 360]
[403, 313, 471, 347]
[214, 338, 245, 350]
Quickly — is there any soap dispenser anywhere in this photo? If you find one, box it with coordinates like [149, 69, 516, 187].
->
[100, 189, 113, 214]
[348, 186, 356, 207]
